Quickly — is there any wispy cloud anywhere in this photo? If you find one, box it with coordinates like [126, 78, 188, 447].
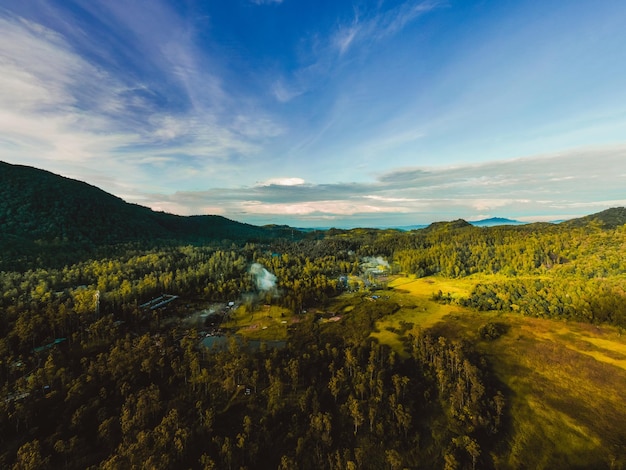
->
[333, 18, 360, 55]
[331, 0, 443, 55]
[271, 0, 443, 104]
[0, 5, 284, 193]
[0, 15, 139, 166]
[379, 0, 444, 37]
[271, 79, 304, 103]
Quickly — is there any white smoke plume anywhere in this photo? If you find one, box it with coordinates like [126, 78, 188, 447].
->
[250, 263, 277, 291]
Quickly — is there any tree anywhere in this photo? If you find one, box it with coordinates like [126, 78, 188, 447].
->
[310, 412, 332, 463]
[328, 368, 345, 403]
[287, 357, 299, 392]
[347, 395, 364, 435]
[385, 449, 403, 470]
[266, 374, 283, 416]
[199, 454, 216, 470]
[13, 440, 48, 470]
[278, 455, 295, 470]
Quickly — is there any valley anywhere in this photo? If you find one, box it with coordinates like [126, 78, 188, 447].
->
[2, 0, 626, 467]
[1, 164, 626, 468]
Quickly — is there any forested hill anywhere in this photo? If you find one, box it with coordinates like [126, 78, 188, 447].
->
[0, 162, 298, 269]
[560, 206, 626, 228]
[420, 209, 626, 234]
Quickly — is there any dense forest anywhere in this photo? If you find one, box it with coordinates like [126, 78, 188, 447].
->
[1, 164, 626, 468]
[1, 237, 507, 469]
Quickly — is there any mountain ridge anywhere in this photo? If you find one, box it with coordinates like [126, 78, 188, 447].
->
[2, 161, 625, 269]
[0, 161, 296, 241]
[560, 207, 626, 229]
[0, 161, 299, 269]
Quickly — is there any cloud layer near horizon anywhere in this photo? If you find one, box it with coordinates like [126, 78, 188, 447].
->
[142, 146, 626, 226]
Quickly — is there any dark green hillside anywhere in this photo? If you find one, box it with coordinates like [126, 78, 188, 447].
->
[0, 162, 297, 269]
[560, 206, 626, 228]
[0, 161, 168, 244]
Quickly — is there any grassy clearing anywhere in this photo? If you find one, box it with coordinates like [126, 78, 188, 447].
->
[531, 324, 626, 371]
[479, 315, 626, 468]
[371, 275, 626, 469]
[222, 304, 292, 341]
[370, 276, 479, 355]
[388, 274, 477, 299]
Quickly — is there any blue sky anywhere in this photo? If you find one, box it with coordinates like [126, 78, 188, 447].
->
[1, 0, 625, 227]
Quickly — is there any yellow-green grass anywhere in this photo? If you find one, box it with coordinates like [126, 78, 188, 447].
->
[388, 274, 476, 298]
[371, 275, 481, 355]
[531, 323, 626, 371]
[375, 275, 626, 468]
[222, 304, 292, 341]
[478, 315, 626, 468]
[370, 300, 464, 356]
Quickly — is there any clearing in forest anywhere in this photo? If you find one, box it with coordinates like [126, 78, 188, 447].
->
[370, 275, 477, 354]
[377, 274, 626, 469]
[221, 304, 293, 341]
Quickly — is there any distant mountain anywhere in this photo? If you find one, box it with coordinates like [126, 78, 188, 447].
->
[387, 224, 429, 231]
[0, 161, 297, 269]
[423, 219, 473, 232]
[469, 217, 526, 227]
[390, 218, 525, 231]
[560, 207, 626, 229]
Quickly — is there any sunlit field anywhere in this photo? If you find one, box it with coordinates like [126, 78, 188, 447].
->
[221, 304, 293, 341]
[370, 275, 626, 469]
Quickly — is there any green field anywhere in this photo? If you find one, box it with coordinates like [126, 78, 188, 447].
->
[370, 275, 626, 469]
[221, 304, 293, 340]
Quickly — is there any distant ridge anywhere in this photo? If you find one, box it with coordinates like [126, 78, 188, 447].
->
[469, 217, 526, 227]
[423, 219, 473, 231]
[385, 224, 428, 231]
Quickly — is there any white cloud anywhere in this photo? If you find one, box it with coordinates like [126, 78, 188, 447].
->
[0, 9, 285, 196]
[331, 0, 443, 56]
[363, 195, 418, 203]
[258, 177, 306, 187]
[0, 16, 142, 170]
[240, 199, 408, 216]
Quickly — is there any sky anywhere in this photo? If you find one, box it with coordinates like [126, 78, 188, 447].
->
[1, 0, 626, 228]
